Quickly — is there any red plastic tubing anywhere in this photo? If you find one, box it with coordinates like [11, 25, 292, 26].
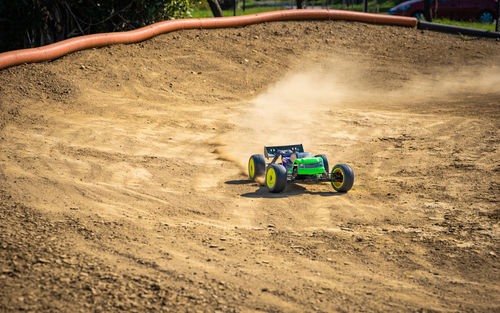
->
[0, 9, 417, 70]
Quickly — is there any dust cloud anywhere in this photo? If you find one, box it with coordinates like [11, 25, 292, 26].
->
[215, 60, 362, 173]
[389, 65, 500, 104]
[216, 60, 500, 173]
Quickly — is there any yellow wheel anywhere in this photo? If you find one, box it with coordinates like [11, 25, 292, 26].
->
[331, 164, 354, 192]
[266, 167, 276, 189]
[248, 154, 265, 181]
[331, 168, 344, 189]
[265, 164, 287, 193]
[249, 158, 255, 178]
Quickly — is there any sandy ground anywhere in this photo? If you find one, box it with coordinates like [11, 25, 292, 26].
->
[0, 20, 499, 312]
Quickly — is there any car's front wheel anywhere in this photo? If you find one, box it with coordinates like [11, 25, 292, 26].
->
[331, 164, 354, 193]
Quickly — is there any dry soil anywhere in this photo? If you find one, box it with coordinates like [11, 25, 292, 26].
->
[0, 20, 499, 312]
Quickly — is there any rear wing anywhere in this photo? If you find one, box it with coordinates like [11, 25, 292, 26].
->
[264, 144, 304, 159]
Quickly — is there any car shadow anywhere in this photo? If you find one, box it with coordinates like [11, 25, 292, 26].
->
[224, 179, 253, 185]
[224, 179, 345, 198]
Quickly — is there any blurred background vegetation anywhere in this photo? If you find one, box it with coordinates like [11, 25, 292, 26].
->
[191, 0, 403, 17]
[0, 0, 496, 53]
[191, 0, 497, 31]
[0, 0, 195, 52]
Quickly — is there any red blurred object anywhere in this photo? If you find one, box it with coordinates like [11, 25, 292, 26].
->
[389, 0, 499, 23]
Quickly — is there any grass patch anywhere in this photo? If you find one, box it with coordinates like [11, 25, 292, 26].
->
[433, 18, 497, 32]
[191, 6, 285, 18]
[189, 1, 498, 34]
[325, 0, 398, 13]
[189, 0, 399, 18]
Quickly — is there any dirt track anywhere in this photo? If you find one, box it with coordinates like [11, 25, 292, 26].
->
[1, 20, 499, 312]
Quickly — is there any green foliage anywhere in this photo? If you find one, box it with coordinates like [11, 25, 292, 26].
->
[190, 0, 403, 17]
[433, 18, 496, 31]
[191, 6, 285, 18]
[0, 0, 198, 52]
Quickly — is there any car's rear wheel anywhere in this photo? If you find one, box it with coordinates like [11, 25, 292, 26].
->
[331, 164, 354, 193]
[314, 154, 329, 174]
[265, 164, 287, 193]
[248, 154, 266, 181]
[478, 10, 494, 23]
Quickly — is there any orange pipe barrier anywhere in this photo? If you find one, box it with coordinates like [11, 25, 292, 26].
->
[0, 9, 417, 70]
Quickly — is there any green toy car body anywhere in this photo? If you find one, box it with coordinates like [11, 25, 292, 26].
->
[293, 157, 326, 175]
[248, 144, 354, 193]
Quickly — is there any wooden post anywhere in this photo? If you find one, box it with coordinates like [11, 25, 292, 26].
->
[207, 0, 224, 17]
[363, 0, 368, 12]
[424, 0, 432, 21]
[496, 0, 499, 32]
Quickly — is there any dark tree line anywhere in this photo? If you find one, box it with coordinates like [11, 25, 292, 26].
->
[0, 0, 194, 53]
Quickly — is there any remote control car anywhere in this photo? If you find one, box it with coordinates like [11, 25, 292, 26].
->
[248, 144, 354, 193]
